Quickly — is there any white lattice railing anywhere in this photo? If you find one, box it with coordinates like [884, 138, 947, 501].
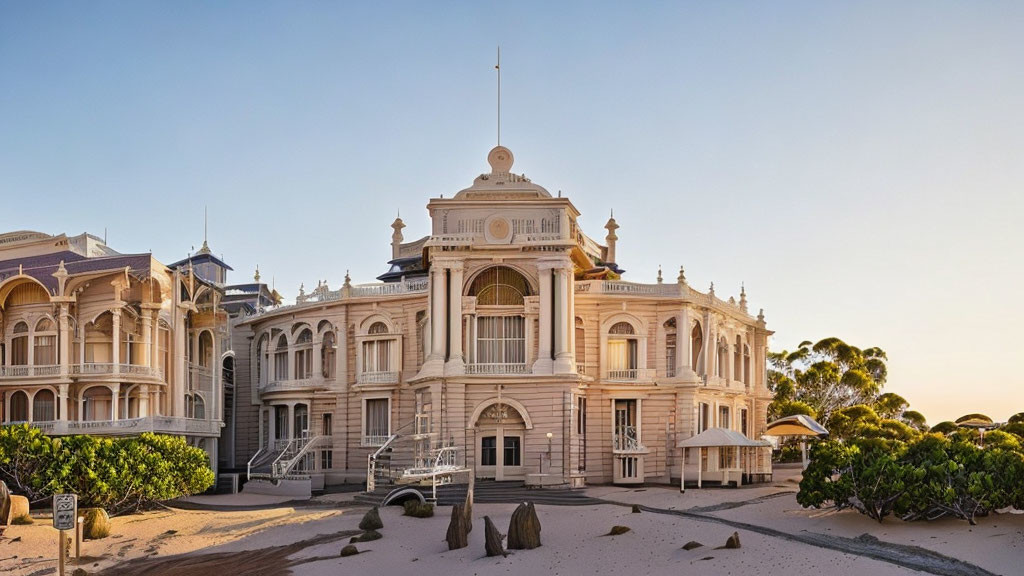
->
[613, 426, 645, 452]
[16, 416, 220, 437]
[71, 363, 162, 378]
[261, 378, 324, 392]
[465, 363, 530, 375]
[0, 365, 61, 378]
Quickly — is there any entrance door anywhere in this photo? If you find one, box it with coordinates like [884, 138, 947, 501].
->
[478, 429, 523, 481]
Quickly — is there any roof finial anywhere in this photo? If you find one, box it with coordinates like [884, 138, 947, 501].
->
[657, 265, 663, 284]
[677, 265, 686, 285]
[709, 281, 715, 296]
[495, 45, 501, 146]
[254, 265, 261, 282]
[604, 212, 619, 264]
[739, 283, 748, 311]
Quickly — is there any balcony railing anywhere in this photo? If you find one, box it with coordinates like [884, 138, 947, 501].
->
[613, 425, 645, 452]
[71, 363, 163, 379]
[8, 416, 221, 437]
[362, 434, 391, 447]
[357, 371, 399, 385]
[261, 378, 325, 392]
[0, 365, 61, 378]
[607, 368, 639, 381]
[465, 363, 530, 375]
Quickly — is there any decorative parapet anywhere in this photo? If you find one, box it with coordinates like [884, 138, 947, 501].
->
[575, 280, 756, 320]
[249, 277, 429, 318]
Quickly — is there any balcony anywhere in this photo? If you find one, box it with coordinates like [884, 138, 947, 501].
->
[612, 425, 647, 453]
[357, 371, 400, 385]
[261, 378, 327, 393]
[465, 363, 530, 375]
[14, 416, 222, 437]
[71, 363, 163, 380]
[0, 365, 61, 379]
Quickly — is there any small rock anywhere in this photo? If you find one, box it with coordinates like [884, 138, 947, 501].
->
[71, 569, 89, 576]
[682, 541, 703, 550]
[699, 556, 715, 561]
[724, 531, 741, 549]
[507, 502, 541, 550]
[606, 525, 631, 536]
[359, 507, 383, 531]
[484, 515, 507, 557]
[631, 504, 642, 513]
[80, 509, 111, 540]
[350, 530, 382, 543]
[6, 495, 29, 525]
[340, 544, 359, 557]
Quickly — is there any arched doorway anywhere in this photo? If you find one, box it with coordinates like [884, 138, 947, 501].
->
[472, 399, 529, 481]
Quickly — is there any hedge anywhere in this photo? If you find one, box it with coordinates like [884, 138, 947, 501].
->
[0, 424, 214, 515]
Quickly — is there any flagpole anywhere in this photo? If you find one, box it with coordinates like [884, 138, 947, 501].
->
[496, 46, 501, 146]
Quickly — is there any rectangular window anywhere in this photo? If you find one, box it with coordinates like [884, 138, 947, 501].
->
[476, 316, 526, 366]
[699, 403, 710, 433]
[576, 397, 587, 435]
[614, 399, 639, 450]
[321, 449, 333, 470]
[11, 336, 29, 365]
[364, 398, 390, 445]
[34, 335, 56, 365]
[274, 351, 287, 380]
[608, 339, 638, 378]
[481, 436, 497, 466]
[362, 340, 392, 372]
[719, 406, 730, 429]
[322, 413, 333, 436]
[503, 436, 521, 466]
[741, 408, 748, 437]
[665, 332, 676, 377]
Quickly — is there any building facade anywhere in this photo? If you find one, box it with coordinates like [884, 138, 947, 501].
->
[237, 146, 774, 490]
[0, 231, 226, 467]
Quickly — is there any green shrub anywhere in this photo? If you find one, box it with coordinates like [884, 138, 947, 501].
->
[0, 425, 214, 515]
[11, 513, 33, 525]
[799, 433, 1024, 524]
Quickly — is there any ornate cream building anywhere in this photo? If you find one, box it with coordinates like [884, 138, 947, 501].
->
[236, 146, 774, 494]
[0, 231, 226, 467]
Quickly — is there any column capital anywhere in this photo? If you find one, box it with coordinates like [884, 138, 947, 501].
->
[537, 255, 572, 271]
[432, 257, 463, 271]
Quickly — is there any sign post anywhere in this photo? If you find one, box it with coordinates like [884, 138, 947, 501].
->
[52, 494, 77, 576]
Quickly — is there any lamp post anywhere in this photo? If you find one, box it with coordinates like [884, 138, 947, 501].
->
[546, 432, 554, 472]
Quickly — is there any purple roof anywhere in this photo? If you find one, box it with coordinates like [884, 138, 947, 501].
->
[0, 250, 159, 294]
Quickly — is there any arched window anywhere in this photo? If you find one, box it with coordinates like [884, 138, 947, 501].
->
[664, 318, 677, 378]
[32, 318, 57, 366]
[9, 390, 29, 422]
[193, 396, 206, 420]
[691, 321, 704, 376]
[743, 344, 751, 385]
[294, 329, 313, 379]
[10, 322, 29, 366]
[361, 322, 395, 381]
[608, 322, 638, 380]
[82, 386, 113, 421]
[368, 322, 389, 335]
[198, 331, 214, 368]
[575, 317, 586, 374]
[274, 334, 288, 381]
[33, 389, 55, 421]
[469, 267, 529, 373]
[717, 337, 729, 377]
[321, 331, 336, 378]
[733, 335, 742, 382]
[469, 266, 531, 306]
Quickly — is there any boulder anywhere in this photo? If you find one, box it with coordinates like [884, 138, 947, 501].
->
[724, 531, 741, 549]
[340, 544, 359, 557]
[483, 515, 506, 557]
[71, 569, 90, 576]
[682, 541, 704, 550]
[402, 501, 434, 518]
[350, 529, 382, 543]
[507, 502, 541, 550]
[8, 496, 29, 525]
[80, 508, 111, 540]
[463, 481, 474, 534]
[0, 481, 10, 525]
[359, 506, 383, 531]
[606, 525, 631, 536]
[445, 504, 468, 550]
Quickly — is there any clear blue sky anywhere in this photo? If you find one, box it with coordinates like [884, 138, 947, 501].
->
[2, 2, 1022, 424]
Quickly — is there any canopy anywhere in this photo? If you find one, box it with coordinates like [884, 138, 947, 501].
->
[955, 414, 995, 429]
[765, 414, 829, 438]
[677, 427, 770, 448]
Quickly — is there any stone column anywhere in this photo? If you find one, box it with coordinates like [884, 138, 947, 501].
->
[111, 383, 121, 421]
[268, 407, 277, 445]
[111, 309, 121, 373]
[533, 261, 555, 374]
[676, 308, 689, 377]
[446, 261, 465, 373]
[287, 403, 296, 440]
[58, 304, 70, 378]
[150, 311, 160, 372]
[140, 312, 152, 369]
[553, 265, 574, 374]
[338, 308, 349, 388]
[312, 336, 323, 380]
[427, 263, 447, 369]
[57, 384, 69, 422]
[139, 384, 150, 417]
[173, 304, 188, 417]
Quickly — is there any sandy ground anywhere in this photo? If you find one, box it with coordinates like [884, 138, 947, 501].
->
[2, 470, 1021, 576]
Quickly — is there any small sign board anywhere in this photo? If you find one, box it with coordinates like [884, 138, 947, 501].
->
[52, 494, 77, 531]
